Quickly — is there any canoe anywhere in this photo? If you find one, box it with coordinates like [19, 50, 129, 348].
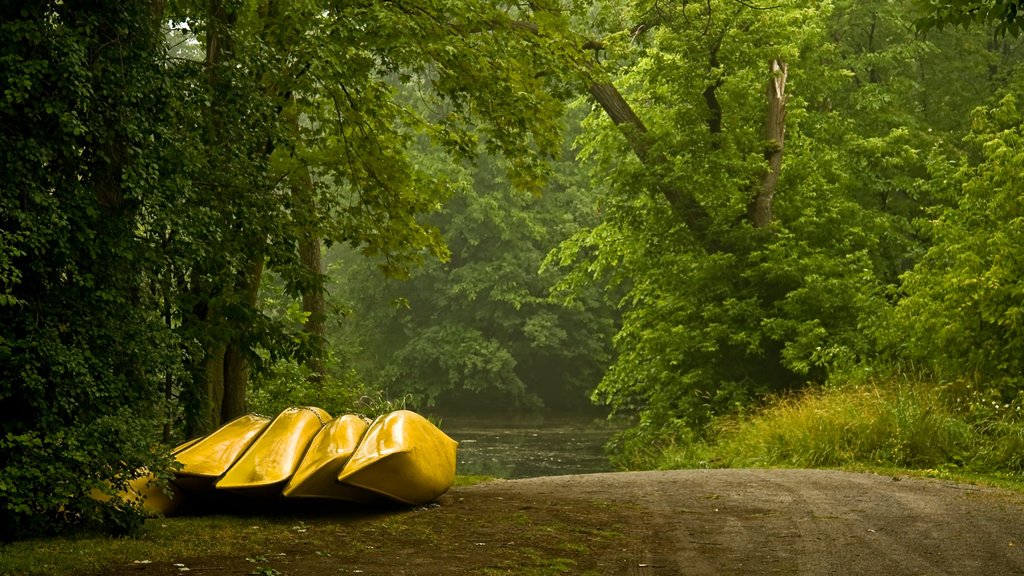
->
[337, 410, 458, 505]
[128, 471, 186, 516]
[90, 470, 186, 517]
[172, 413, 272, 493]
[282, 414, 380, 503]
[114, 407, 458, 514]
[215, 406, 331, 492]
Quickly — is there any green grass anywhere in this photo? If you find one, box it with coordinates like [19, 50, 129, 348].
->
[0, 474, 617, 576]
[0, 476, 494, 576]
[658, 376, 1024, 483]
[0, 515, 289, 576]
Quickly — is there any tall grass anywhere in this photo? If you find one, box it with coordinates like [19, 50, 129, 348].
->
[658, 375, 1024, 478]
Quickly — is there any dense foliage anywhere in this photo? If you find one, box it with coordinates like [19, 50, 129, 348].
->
[333, 136, 616, 412]
[1, 1, 178, 538]
[4, 0, 1024, 539]
[890, 91, 1024, 398]
[545, 0, 1024, 464]
[916, 0, 1024, 36]
[0, 0, 572, 539]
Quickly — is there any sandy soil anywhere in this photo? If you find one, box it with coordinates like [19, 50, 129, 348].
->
[99, 469, 1024, 575]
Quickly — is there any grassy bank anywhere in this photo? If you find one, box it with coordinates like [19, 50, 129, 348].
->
[10, 377, 1024, 575]
[0, 478, 480, 576]
[656, 375, 1024, 485]
[0, 474, 629, 576]
[0, 514, 287, 576]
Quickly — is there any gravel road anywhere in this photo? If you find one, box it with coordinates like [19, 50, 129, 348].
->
[460, 469, 1024, 575]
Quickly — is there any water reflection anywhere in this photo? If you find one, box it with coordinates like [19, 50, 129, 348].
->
[432, 413, 620, 479]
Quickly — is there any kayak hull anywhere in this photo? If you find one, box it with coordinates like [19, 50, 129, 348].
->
[337, 410, 458, 505]
[215, 406, 331, 492]
[172, 413, 272, 493]
[282, 414, 380, 503]
[120, 408, 458, 515]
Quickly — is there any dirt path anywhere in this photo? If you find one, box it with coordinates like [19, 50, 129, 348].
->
[99, 469, 1024, 575]
[458, 469, 1024, 575]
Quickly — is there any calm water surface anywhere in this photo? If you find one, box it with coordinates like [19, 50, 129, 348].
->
[432, 413, 621, 479]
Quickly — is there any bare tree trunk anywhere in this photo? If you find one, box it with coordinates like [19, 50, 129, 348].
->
[587, 82, 653, 157]
[748, 59, 787, 228]
[221, 346, 248, 421]
[162, 266, 175, 442]
[503, 18, 717, 242]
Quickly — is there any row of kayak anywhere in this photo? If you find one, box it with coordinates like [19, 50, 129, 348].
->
[128, 408, 458, 515]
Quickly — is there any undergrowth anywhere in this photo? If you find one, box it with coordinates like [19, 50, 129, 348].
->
[653, 374, 1024, 480]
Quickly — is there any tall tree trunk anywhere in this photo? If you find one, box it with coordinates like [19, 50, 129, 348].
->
[748, 59, 787, 228]
[221, 345, 248, 422]
[202, 344, 226, 428]
[221, 257, 264, 422]
[285, 106, 328, 388]
[162, 262, 175, 442]
[299, 233, 327, 388]
[186, 0, 243, 434]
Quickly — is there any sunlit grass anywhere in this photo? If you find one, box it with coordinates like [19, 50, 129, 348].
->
[660, 375, 1024, 484]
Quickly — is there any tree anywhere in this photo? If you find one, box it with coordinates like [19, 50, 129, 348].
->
[888, 90, 1024, 399]
[548, 1, 867, 438]
[543, 0, 1020, 463]
[543, 0, 1024, 466]
[916, 0, 1024, 37]
[151, 0, 576, 435]
[335, 124, 617, 412]
[0, 0, 576, 537]
[1, 1, 179, 538]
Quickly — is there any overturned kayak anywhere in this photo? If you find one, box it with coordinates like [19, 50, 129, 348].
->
[173, 413, 272, 493]
[134, 408, 457, 515]
[216, 406, 330, 493]
[338, 410, 459, 505]
[283, 414, 379, 503]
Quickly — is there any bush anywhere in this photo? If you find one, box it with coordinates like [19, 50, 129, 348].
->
[248, 359, 366, 418]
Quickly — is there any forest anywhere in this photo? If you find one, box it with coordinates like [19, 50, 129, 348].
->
[3, 0, 1024, 538]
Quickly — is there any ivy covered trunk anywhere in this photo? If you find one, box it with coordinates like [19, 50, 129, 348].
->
[183, 0, 268, 434]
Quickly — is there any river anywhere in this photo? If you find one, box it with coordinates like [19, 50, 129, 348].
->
[431, 413, 621, 479]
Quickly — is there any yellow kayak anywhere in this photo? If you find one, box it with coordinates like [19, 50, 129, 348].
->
[282, 414, 379, 502]
[337, 410, 458, 505]
[116, 407, 457, 514]
[172, 413, 271, 494]
[127, 471, 186, 516]
[215, 406, 330, 492]
[91, 470, 186, 517]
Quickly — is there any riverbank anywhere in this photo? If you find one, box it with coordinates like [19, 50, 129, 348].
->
[5, 469, 1024, 575]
